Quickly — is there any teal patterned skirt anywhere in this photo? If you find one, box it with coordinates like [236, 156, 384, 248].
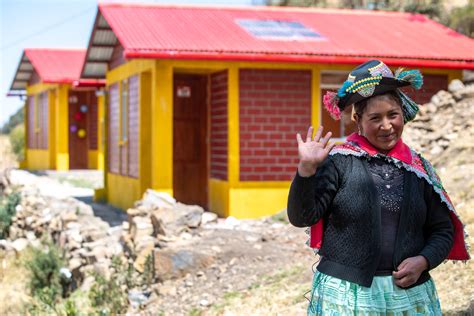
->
[307, 271, 442, 315]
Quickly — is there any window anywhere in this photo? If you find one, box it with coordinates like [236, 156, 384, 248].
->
[108, 77, 139, 178]
[236, 19, 324, 41]
[121, 79, 128, 143]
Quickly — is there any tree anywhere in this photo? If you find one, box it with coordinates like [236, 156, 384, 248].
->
[1, 106, 24, 134]
[448, 1, 474, 37]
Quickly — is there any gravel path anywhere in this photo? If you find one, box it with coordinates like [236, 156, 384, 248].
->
[9, 169, 127, 227]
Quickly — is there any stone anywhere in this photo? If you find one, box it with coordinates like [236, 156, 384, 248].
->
[150, 213, 167, 236]
[158, 283, 177, 296]
[448, 79, 465, 93]
[105, 242, 123, 258]
[61, 211, 78, 225]
[80, 276, 95, 292]
[93, 259, 112, 278]
[92, 245, 108, 261]
[69, 257, 83, 280]
[153, 248, 214, 281]
[0, 239, 11, 251]
[11, 238, 29, 253]
[136, 189, 176, 209]
[201, 212, 218, 225]
[130, 216, 154, 240]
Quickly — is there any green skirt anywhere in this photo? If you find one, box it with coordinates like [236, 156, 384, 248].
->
[308, 271, 442, 315]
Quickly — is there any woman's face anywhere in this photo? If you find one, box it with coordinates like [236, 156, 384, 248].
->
[356, 96, 404, 154]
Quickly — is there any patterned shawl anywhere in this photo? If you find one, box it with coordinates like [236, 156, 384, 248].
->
[307, 133, 470, 261]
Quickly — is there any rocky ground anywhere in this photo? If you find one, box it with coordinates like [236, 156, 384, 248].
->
[0, 81, 473, 315]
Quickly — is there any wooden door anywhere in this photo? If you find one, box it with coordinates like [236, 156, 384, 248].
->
[68, 91, 95, 169]
[173, 74, 208, 208]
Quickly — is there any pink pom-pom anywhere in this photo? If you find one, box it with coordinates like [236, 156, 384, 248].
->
[323, 91, 341, 120]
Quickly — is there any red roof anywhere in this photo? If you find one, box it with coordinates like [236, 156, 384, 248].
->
[9, 48, 105, 92]
[25, 48, 86, 83]
[92, 3, 474, 69]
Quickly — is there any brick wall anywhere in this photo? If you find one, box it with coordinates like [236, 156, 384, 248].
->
[210, 71, 228, 180]
[401, 74, 448, 105]
[239, 69, 311, 181]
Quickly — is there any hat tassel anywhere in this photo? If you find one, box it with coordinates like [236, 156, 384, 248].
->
[398, 90, 419, 122]
[395, 69, 423, 90]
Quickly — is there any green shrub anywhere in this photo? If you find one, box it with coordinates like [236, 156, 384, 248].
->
[9, 124, 25, 161]
[25, 242, 65, 310]
[0, 191, 21, 239]
[88, 256, 129, 315]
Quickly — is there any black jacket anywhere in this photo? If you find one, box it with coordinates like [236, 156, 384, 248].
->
[287, 154, 454, 288]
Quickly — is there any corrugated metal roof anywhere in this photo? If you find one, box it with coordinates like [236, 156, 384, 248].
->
[81, 3, 474, 79]
[9, 48, 86, 93]
[26, 48, 86, 83]
[9, 49, 105, 94]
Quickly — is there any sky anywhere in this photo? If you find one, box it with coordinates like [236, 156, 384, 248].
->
[0, 0, 266, 127]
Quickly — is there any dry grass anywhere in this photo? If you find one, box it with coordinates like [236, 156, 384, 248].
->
[431, 159, 474, 314]
[205, 264, 310, 316]
[0, 135, 18, 171]
[0, 251, 31, 315]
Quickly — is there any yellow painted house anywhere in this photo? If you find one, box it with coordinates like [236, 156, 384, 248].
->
[81, 4, 474, 217]
[9, 49, 105, 171]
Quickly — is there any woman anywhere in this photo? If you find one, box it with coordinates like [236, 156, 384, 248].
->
[287, 60, 469, 315]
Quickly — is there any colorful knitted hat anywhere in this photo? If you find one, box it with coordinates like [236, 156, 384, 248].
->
[323, 60, 423, 123]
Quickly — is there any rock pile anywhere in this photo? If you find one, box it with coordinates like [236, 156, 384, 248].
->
[1, 185, 124, 290]
[404, 80, 474, 166]
[122, 189, 218, 275]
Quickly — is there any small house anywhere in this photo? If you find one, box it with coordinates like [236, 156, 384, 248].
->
[80, 3, 474, 217]
[9, 49, 105, 170]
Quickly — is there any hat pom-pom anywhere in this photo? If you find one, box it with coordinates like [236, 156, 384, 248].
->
[395, 69, 423, 90]
[323, 91, 342, 120]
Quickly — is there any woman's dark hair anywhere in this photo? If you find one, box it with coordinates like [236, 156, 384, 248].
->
[353, 90, 402, 116]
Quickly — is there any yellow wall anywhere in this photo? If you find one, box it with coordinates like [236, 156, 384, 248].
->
[25, 82, 105, 171]
[209, 179, 229, 218]
[24, 82, 69, 170]
[101, 58, 462, 217]
[107, 173, 141, 210]
[25, 83, 57, 170]
[54, 84, 70, 170]
[104, 59, 157, 209]
[26, 150, 50, 170]
[88, 150, 99, 169]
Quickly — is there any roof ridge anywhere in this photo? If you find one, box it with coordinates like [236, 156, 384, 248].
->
[98, 2, 410, 17]
[24, 48, 86, 52]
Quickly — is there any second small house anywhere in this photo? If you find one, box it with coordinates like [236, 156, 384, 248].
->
[9, 48, 105, 171]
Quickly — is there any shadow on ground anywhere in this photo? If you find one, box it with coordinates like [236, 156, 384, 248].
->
[74, 196, 127, 227]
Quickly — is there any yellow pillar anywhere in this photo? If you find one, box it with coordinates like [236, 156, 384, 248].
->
[21, 99, 29, 169]
[97, 92, 105, 171]
[151, 62, 173, 194]
[55, 84, 69, 170]
[311, 67, 321, 129]
[48, 89, 57, 169]
[140, 71, 152, 194]
[227, 66, 240, 187]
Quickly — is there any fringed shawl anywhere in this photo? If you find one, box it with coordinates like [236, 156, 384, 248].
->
[307, 133, 470, 261]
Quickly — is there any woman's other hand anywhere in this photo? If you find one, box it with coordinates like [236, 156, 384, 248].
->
[392, 255, 429, 288]
[296, 126, 335, 177]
